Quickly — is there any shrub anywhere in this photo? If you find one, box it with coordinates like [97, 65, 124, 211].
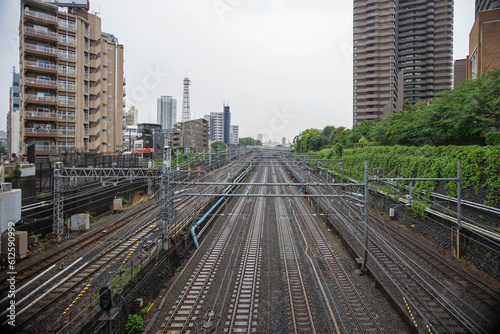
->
[486, 132, 500, 146]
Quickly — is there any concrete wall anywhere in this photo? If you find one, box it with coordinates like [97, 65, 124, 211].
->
[0, 189, 22, 233]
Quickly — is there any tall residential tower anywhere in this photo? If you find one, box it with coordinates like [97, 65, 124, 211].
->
[353, 0, 453, 125]
[157, 96, 177, 132]
[19, 0, 125, 159]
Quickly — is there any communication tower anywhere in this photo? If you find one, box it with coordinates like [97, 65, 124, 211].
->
[181, 77, 191, 122]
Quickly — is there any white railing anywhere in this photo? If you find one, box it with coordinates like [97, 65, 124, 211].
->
[58, 128, 76, 136]
[84, 73, 89, 80]
[25, 111, 57, 119]
[84, 129, 89, 137]
[85, 101, 89, 108]
[36, 144, 58, 151]
[58, 35, 77, 45]
[25, 94, 57, 103]
[58, 143, 76, 150]
[58, 67, 77, 75]
[25, 127, 57, 135]
[25, 77, 57, 87]
[85, 29, 90, 37]
[25, 60, 57, 71]
[58, 50, 77, 60]
[84, 115, 89, 122]
[25, 8, 57, 23]
[25, 26, 57, 39]
[58, 20, 77, 30]
[58, 82, 76, 90]
[58, 113, 76, 121]
[24, 43, 57, 55]
[58, 97, 77, 106]
[84, 86, 89, 94]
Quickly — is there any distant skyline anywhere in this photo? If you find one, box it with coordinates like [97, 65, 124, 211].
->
[0, 0, 475, 142]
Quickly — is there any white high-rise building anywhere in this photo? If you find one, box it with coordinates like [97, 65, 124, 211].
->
[157, 96, 177, 131]
[204, 112, 224, 142]
[231, 125, 239, 145]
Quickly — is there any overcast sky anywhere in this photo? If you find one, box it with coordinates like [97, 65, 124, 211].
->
[0, 0, 475, 143]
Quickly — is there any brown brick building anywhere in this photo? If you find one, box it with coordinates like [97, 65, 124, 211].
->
[466, 8, 500, 79]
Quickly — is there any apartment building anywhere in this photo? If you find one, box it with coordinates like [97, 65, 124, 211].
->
[171, 118, 209, 153]
[467, 7, 500, 79]
[230, 125, 239, 146]
[223, 104, 231, 145]
[7, 71, 21, 159]
[204, 112, 224, 142]
[157, 96, 177, 132]
[19, 0, 124, 159]
[353, 0, 453, 125]
[475, 0, 500, 16]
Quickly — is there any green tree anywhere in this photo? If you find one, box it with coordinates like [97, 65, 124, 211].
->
[322, 125, 335, 138]
[211, 141, 226, 150]
[0, 147, 6, 155]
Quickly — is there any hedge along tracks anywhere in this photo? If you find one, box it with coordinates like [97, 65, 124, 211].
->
[4, 212, 159, 333]
[157, 166, 261, 334]
[271, 167, 317, 334]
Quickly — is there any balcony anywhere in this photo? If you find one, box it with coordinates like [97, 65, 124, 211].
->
[85, 101, 90, 108]
[24, 26, 57, 40]
[85, 43, 90, 51]
[25, 110, 57, 119]
[84, 114, 89, 122]
[25, 43, 57, 56]
[58, 113, 76, 121]
[85, 58, 89, 65]
[25, 127, 57, 135]
[25, 94, 57, 104]
[24, 8, 57, 23]
[25, 77, 57, 87]
[85, 29, 90, 37]
[85, 73, 90, 80]
[58, 50, 77, 61]
[58, 20, 77, 30]
[35, 143, 58, 152]
[58, 67, 77, 75]
[84, 129, 89, 137]
[85, 86, 89, 94]
[58, 128, 76, 136]
[58, 143, 76, 151]
[58, 82, 76, 90]
[58, 97, 77, 106]
[58, 35, 77, 45]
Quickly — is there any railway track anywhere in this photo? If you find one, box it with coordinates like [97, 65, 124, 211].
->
[158, 166, 259, 333]
[0, 200, 156, 301]
[5, 213, 159, 332]
[272, 167, 316, 334]
[296, 160, 497, 333]
[223, 168, 266, 334]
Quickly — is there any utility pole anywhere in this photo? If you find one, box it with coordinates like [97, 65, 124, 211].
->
[361, 160, 369, 275]
[160, 146, 173, 250]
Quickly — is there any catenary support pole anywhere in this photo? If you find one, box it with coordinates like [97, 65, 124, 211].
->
[361, 160, 369, 274]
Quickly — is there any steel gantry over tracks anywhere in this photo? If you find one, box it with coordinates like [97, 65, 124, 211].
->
[52, 166, 162, 242]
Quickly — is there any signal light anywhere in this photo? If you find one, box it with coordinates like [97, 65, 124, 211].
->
[99, 287, 112, 311]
